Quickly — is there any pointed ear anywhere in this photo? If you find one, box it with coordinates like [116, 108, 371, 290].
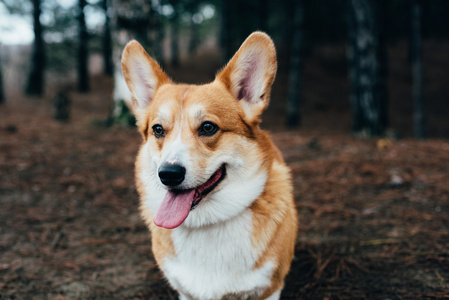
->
[121, 40, 171, 123]
[216, 32, 277, 124]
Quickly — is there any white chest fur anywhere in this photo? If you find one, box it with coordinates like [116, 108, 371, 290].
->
[162, 210, 274, 300]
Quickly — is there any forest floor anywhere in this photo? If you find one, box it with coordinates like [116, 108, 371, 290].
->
[1, 42, 449, 299]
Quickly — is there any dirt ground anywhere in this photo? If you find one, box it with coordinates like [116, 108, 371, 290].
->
[1, 42, 449, 299]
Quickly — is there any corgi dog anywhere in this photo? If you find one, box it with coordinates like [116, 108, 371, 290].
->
[121, 32, 298, 300]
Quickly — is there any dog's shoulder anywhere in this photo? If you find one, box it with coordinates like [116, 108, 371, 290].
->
[250, 156, 298, 297]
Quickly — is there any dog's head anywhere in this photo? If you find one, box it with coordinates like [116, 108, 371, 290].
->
[122, 32, 277, 229]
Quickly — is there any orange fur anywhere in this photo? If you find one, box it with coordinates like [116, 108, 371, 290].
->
[251, 160, 298, 298]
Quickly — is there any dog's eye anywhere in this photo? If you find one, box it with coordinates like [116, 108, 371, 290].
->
[152, 124, 165, 138]
[199, 121, 218, 136]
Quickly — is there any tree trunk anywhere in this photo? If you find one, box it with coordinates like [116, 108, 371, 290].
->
[53, 92, 71, 121]
[102, 0, 113, 76]
[170, 0, 180, 68]
[0, 45, 4, 104]
[411, 0, 424, 139]
[378, 0, 389, 133]
[220, 0, 233, 64]
[25, 0, 45, 96]
[78, 0, 90, 92]
[347, 0, 388, 137]
[286, 0, 304, 127]
[188, 2, 200, 56]
[347, 0, 361, 133]
[152, 1, 165, 68]
[109, 0, 153, 125]
[259, 0, 269, 32]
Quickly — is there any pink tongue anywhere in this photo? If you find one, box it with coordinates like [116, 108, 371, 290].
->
[154, 189, 196, 229]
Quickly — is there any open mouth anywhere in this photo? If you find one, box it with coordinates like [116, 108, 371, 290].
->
[153, 165, 226, 229]
[190, 164, 226, 210]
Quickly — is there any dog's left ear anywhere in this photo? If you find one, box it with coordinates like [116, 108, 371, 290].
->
[217, 32, 277, 124]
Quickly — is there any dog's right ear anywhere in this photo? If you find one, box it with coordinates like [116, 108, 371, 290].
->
[121, 40, 171, 123]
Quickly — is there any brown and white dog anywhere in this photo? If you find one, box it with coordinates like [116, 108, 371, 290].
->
[121, 32, 298, 300]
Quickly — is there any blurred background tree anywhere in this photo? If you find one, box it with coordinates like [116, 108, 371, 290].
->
[0, 44, 4, 103]
[2, 0, 449, 137]
[411, 0, 423, 139]
[101, 0, 113, 76]
[78, 0, 90, 92]
[109, 0, 154, 125]
[26, 0, 45, 96]
[285, 0, 304, 128]
[347, 0, 388, 137]
[169, 0, 180, 68]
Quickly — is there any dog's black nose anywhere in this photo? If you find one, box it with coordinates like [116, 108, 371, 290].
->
[158, 164, 186, 186]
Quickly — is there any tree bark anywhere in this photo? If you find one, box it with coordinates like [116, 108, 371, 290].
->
[0, 45, 4, 104]
[152, 1, 165, 68]
[411, 0, 424, 139]
[347, 0, 388, 137]
[102, 0, 113, 76]
[378, 0, 389, 133]
[286, 0, 304, 127]
[110, 0, 153, 125]
[78, 0, 90, 92]
[188, 2, 200, 56]
[25, 0, 45, 96]
[220, 0, 233, 64]
[259, 0, 269, 33]
[170, 0, 180, 68]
